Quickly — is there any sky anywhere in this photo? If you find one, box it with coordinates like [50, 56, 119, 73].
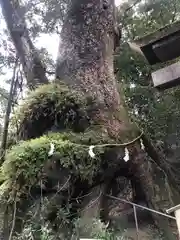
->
[115, 0, 123, 5]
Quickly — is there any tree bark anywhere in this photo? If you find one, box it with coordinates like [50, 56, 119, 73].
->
[0, 0, 48, 89]
[56, 0, 135, 140]
[56, 0, 178, 238]
[0, 58, 18, 163]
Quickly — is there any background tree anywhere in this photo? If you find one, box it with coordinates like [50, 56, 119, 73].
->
[115, 0, 180, 185]
[0, 87, 8, 139]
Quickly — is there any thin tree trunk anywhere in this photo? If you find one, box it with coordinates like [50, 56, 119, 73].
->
[56, 0, 178, 238]
[0, 0, 48, 89]
[0, 59, 18, 163]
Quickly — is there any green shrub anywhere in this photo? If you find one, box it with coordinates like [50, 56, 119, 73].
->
[14, 83, 96, 139]
[0, 133, 103, 201]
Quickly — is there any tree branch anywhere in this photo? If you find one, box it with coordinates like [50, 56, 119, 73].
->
[0, 0, 49, 89]
[171, 0, 177, 23]
[123, 0, 141, 15]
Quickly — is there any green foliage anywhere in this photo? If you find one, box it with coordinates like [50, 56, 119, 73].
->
[48, 129, 115, 145]
[0, 133, 103, 201]
[15, 83, 96, 139]
[0, 82, 116, 209]
[116, 0, 180, 144]
[24, 0, 67, 35]
[13, 223, 56, 240]
[14, 217, 123, 240]
[74, 218, 118, 240]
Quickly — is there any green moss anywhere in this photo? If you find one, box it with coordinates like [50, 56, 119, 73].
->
[0, 133, 104, 200]
[2, 83, 117, 203]
[47, 128, 115, 145]
[14, 83, 96, 140]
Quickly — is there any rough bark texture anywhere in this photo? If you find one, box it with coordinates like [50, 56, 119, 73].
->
[56, 0, 135, 141]
[0, 0, 48, 89]
[56, 0, 178, 238]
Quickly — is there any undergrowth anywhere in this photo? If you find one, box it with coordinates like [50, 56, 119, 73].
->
[0, 133, 105, 202]
[14, 83, 97, 140]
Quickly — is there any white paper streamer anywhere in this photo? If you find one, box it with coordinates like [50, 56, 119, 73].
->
[89, 145, 95, 158]
[140, 139, 145, 150]
[123, 147, 129, 162]
[48, 143, 55, 156]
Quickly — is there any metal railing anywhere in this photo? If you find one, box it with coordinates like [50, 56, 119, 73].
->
[106, 194, 176, 240]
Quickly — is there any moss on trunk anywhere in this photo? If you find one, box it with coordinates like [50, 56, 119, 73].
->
[55, 0, 179, 238]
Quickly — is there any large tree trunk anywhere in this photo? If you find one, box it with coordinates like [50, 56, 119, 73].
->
[0, 0, 48, 89]
[56, 0, 178, 238]
[56, 0, 134, 139]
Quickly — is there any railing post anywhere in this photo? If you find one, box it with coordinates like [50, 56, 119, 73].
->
[166, 204, 180, 238]
[133, 205, 139, 240]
